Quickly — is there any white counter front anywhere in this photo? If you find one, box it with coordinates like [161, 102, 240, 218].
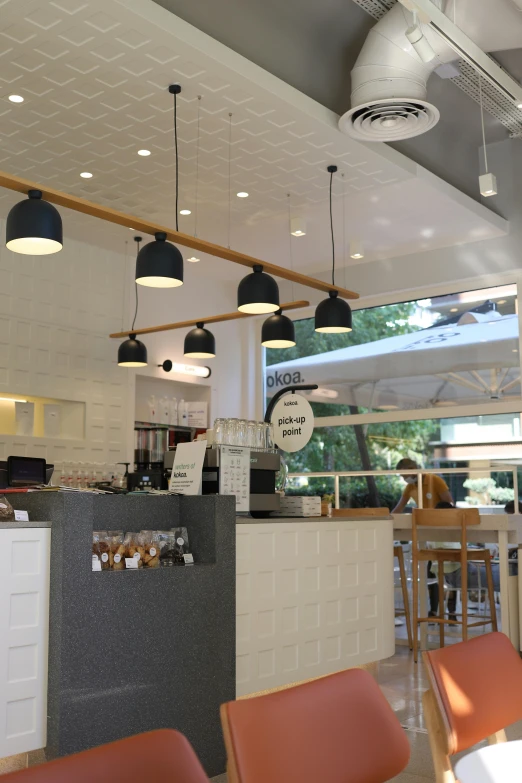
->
[236, 516, 395, 697]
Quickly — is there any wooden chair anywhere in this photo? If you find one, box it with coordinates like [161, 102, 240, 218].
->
[220, 667, 410, 783]
[412, 508, 497, 662]
[0, 730, 210, 783]
[422, 632, 522, 783]
[394, 544, 413, 650]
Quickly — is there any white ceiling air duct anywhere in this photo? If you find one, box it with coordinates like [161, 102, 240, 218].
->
[339, 0, 453, 141]
[340, 0, 522, 142]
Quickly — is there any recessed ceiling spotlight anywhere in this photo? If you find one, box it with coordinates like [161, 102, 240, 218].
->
[187, 256, 200, 263]
[179, 209, 191, 215]
[450, 307, 458, 313]
[80, 172, 92, 179]
[290, 217, 306, 237]
[137, 149, 151, 156]
[350, 239, 364, 259]
[237, 191, 249, 198]
[518, 103, 522, 109]
[9, 95, 24, 103]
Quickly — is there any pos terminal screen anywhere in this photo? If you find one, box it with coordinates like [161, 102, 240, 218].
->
[7, 456, 47, 486]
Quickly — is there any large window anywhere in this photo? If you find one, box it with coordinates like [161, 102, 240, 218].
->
[264, 284, 522, 496]
[265, 284, 518, 416]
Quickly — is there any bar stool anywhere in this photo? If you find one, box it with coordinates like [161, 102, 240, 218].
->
[412, 507, 497, 662]
[394, 544, 413, 650]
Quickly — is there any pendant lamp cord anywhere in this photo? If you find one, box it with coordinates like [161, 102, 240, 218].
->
[194, 95, 201, 238]
[287, 193, 295, 301]
[132, 237, 142, 331]
[174, 91, 179, 232]
[227, 112, 232, 249]
[478, 74, 488, 173]
[329, 168, 335, 286]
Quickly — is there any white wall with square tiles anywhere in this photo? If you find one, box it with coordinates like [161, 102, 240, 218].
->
[0, 223, 134, 470]
[236, 518, 395, 696]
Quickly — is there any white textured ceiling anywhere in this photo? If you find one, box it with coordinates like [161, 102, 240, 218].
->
[0, 0, 509, 281]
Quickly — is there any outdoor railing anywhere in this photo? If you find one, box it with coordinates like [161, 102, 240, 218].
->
[286, 466, 518, 511]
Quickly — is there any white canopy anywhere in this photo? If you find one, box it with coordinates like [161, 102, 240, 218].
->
[266, 313, 520, 410]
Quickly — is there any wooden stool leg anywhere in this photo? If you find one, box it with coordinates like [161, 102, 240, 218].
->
[423, 689, 457, 783]
[484, 555, 498, 632]
[438, 558, 445, 649]
[397, 546, 413, 650]
[412, 548, 419, 663]
[461, 560, 468, 642]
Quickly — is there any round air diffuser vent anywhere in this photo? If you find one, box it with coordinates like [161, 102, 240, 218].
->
[339, 98, 439, 142]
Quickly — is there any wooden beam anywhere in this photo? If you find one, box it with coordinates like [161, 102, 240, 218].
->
[109, 300, 310, 338]
[0, 170, 359, 300]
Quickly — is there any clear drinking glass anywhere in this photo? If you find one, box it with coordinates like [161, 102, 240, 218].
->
[247, 420, 257, 448]
[264, 421, 275, 452]
[214, 418, 225, 445]
[223, 418, 235, 445]
[236, 419, 248, 447]
[254, 422, 265, 450]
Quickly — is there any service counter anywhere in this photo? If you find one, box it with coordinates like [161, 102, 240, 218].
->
[235, 514, 395, 696]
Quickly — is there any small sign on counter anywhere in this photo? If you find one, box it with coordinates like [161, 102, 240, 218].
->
[220, 446, 250, 512]
[14, 510, 29, 522]
[169, 440, 207, 494]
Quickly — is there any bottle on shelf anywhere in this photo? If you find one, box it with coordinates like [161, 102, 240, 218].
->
[160, 396, 170, 425]
[169, 397, 178, 426]
[179, 399, 188, 426]
[147, 395, 157, 424]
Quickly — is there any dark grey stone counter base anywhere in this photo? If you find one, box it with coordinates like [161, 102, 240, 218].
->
[11, 493, 236, 778]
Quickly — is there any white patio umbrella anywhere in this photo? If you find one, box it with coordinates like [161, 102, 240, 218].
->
[265, 312, 520, 410]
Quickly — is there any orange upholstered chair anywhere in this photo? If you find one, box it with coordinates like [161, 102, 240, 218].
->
[423, 632, 522, 783]
[221, 668, 410, 783]
[0, 730, 210, 783]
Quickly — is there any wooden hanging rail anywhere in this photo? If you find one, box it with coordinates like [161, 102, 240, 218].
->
[0, 171, 359, 300]
[110, 300, 310, 338]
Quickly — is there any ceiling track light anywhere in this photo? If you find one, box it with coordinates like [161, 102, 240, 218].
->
[290, 217, 306, 237]
[350, 239, 364, 260]
[6, 189, 63, 255]
[261, 309, 296, 348]
[477, 75, 497, 198]
[135, 231, 184, 288]
[184, 322, 216, 358]
[315, 166, 352, 334]
[237, 264, 280, 314]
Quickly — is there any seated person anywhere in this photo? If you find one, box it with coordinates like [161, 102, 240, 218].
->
[505, 500, 522, 514]
[392, 458, 453, 513]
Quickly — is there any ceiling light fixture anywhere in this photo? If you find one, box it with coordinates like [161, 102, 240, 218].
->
[135, 231, 183, 288]
[405, 14, 436, 63]
[0, 397, 27, 403]
[261, 309, 296, 348]
[80, 172, 93, 179]
[237, 192, 249, 198]
[159, 360, 211, 378]
[184, 322, 216, 358]
[119, 237, 148, 367]
[315, 166, 352, 334]
[180, 209, 191, 215]
[290, 217, 306, 237]
[450, 307, 458, 312]
[238, 264, 280, 314]
[478, 74, 497, 197]
[6, 189, 63, 255]
[9, 95, 24, 104]
[137, 149, 151, 156]
[187, 256, 200, 263]
[350, 239, 364, 259]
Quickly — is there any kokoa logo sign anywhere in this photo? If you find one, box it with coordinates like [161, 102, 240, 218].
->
[271, 393, 314, 453]
[266, 370, 304, 388]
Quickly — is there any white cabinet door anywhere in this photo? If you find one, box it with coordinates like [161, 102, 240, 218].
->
[0, 528, 51, 757]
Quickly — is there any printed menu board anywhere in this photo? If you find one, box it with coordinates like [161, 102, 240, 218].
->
[220, 446, 250, 512]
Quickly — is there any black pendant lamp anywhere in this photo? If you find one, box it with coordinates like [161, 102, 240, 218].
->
[135, 231, 183, 288]
[184, 322, 216, 359]
[118, 333, 148, 367]
[261, 309, 296, 348]
[119, 237, 148, 367]
[314, 165, 352, 334]
[6, 189, 63, 255]
[238, 264, 279, 314]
